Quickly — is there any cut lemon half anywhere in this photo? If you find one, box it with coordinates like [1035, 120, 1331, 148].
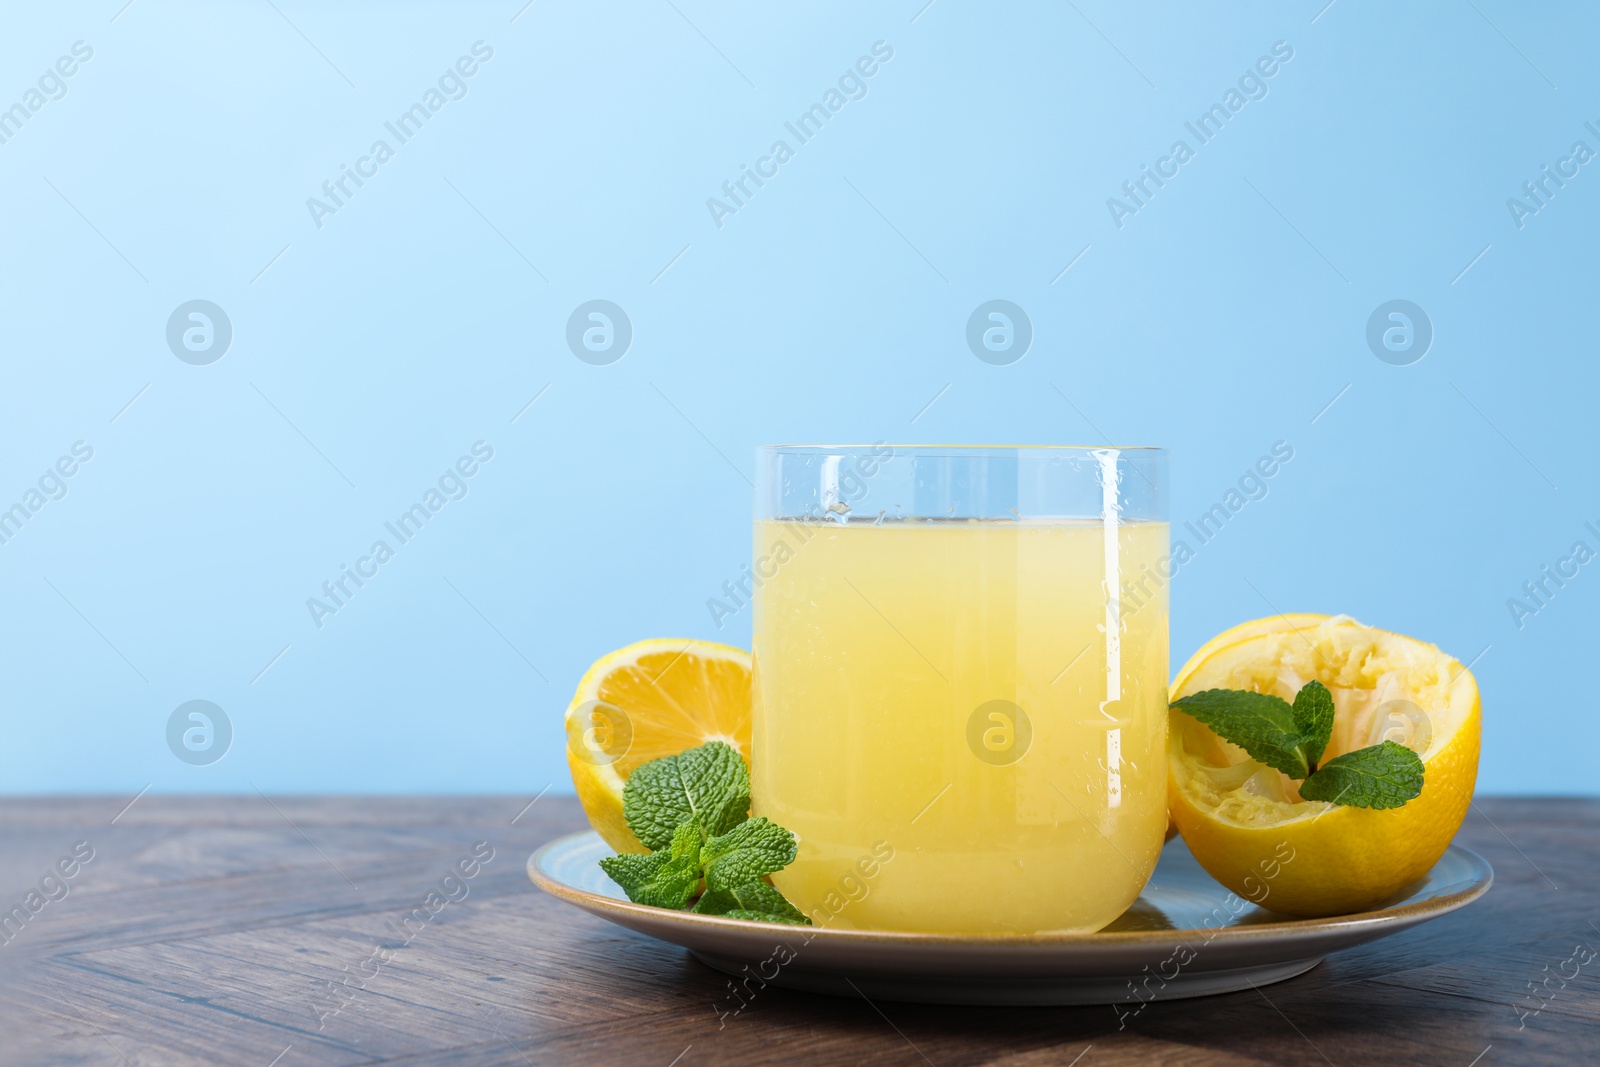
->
[1168, 614, 1480, 917]
[1173, 613, 1327, 694]
[564, 639, 751, 853]
[1166, 613, 1326, 841]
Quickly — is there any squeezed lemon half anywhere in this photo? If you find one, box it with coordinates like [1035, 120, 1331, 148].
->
[564, 639, 752, 853]
[1168, 614, 1481, 917]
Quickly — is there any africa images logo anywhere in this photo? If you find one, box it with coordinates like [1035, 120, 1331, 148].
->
[166, 700, 233, 766]
[1365, 300, 1432, 366]
[1106, 40, 1295, 229]
[0, 40, 94, 148]
[566, 301, 632, 365]
[705, 41, 895, 229]
[166, 300, 233, 365]
[305, 42, 494, 229]
[966, 300, 1032, 365]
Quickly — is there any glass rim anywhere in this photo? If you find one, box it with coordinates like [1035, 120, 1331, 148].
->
[758, 443, 1166, 453]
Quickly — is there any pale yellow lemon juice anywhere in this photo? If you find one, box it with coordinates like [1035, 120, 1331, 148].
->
[752, 508, 1170, 935]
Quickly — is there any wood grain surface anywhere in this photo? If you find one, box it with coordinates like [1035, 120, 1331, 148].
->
[0, 794, 1593, 1066]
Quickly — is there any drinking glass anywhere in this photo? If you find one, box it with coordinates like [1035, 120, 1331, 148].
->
[751, 444, 1169, 934]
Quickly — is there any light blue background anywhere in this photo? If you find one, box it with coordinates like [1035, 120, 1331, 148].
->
[0, 1, 1592, 795]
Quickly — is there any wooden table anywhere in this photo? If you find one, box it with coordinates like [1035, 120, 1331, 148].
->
[1, 795, 1592, 1065]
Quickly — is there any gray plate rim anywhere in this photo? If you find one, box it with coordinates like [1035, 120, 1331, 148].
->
[528, 829, 1493, 952]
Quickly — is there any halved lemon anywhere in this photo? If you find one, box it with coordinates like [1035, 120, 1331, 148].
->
[1168, 614, 1480, 917]
[564, 639, 751, 853]
[1173, 613, 1327, 694]
[1166, 613, 1326, 841]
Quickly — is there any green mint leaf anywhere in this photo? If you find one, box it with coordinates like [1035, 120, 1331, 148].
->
[599, 742, 812, 922]
[700, 817, 798, 893]
[598, 850, 702, 909]
[622, 741, 751, 851]
[1170, 688, 1310, 779]
[628, 854, 702, 909]
[1299, 741, 1424, 810]
[597, 852, 668, 897]
[668, 816, 705, 859]
[694, 879, 811, 925]
[598, 816, 705, 908]
[1291, 679, 1336, 769]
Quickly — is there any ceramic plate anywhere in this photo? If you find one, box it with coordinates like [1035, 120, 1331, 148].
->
[529, 832, 1491, 1006]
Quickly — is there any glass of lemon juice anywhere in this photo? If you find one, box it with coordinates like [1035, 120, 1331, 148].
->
[751, 445, 1169, 934]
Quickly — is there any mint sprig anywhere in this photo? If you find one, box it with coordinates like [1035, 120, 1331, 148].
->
[1297, 740, 1424, 809]
[1290, 678, 1336, 768]
[694, 879, 809, 924]
[621, 741, 751, 850]
[598, 741, 810, 925]
[598, 819, 706, 909]
[1168, 686, 1314, 778]
[1171, 680, 1424, 809]
[700, 816, 797, 892]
